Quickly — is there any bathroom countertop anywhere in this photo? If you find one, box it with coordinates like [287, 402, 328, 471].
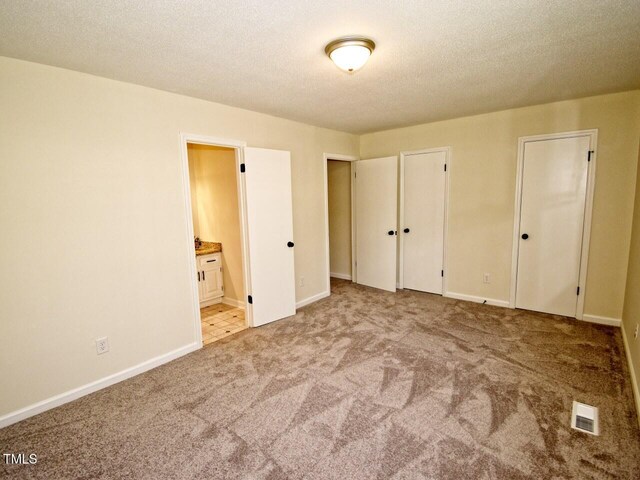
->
[195, 241, 222, 256]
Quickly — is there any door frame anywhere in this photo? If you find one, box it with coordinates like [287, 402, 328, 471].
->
[509, 129, 598, 320]
[179, 133, 254, 347]
[323, 153, 359, 294]
[399, 147, 452, 292]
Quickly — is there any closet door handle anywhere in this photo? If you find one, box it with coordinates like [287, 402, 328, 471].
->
[197, 271, 200, 282]
[404, 228, 410, 233]
[387, 230, 394, 236]
[202, 271, 205, 280]
[521, 233, 529, 240]
[287, 241, 294, 248]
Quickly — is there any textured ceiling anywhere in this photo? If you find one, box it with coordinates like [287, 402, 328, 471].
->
[1, 1, 639, 133]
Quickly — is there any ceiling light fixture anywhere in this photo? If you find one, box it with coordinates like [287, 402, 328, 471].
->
[325, 36, 375, 73]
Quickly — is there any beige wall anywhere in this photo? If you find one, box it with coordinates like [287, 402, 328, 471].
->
[0, 56, 358, 418]
[622, 143, 640, 416]
[188, 144, 244, 303]
[361, 91, 640, 319]
[188, 155, 200, 237]
[327, 160, 352, 277]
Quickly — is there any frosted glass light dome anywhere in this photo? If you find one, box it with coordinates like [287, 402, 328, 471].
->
[325, 37, 375, 73]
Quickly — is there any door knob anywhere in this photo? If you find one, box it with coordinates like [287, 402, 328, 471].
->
[387, 230, 394, 236]
[287, 241, 294, 247]
[404, 228, 410, 233]
[521, 233, 529, 240]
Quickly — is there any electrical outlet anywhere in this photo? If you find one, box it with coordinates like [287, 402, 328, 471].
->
[299, 276, 305, 287]
[635, 324, 639, 340]
[96, 337, 109, 355]
[483, 273, 491, 284]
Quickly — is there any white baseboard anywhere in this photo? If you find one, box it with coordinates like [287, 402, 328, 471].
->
[621, 324, 640, 427]
[200, 297, 222, 308]
[0, 342, 201, 429]
[222, 297, 245, 308]
[330, 272, 352, 281]
[581, 314, 621, 327]
[444, 291, 510, 308]
[296, 290, 330, 309]
[443, 293, 622, 326]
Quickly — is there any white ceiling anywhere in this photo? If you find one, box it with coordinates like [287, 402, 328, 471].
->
[1, 1, 639, 134]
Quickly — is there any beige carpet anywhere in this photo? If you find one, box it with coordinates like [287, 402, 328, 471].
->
[2, 279, 639, 479]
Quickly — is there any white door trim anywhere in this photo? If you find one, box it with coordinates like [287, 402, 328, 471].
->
[323, 153, 359, 294]
[509, 129, 598, 320]
[399, 147, 452, 292]
[179, 134, 253, 344]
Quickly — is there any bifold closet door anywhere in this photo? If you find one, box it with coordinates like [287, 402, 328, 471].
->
[243, 147, 296, 326]
[515, 135, 591, 317]
[402, 151, 446, 294]
[355, 156, 398, 292]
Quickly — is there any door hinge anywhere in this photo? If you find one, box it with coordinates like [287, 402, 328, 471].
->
[240, 163, 246, 173]
[577, 286, 580, 296]
[441, 270, 444, 277]
[444, 164, 447, 172]
[587, 150, 594, 162]
[248, 295, 253, 304]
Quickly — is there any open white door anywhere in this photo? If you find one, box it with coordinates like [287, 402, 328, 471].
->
[243, 147, 296, 326]
[355, 156, 398, 292]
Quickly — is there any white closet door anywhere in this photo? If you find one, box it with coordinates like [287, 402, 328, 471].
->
[355, 156, 398, 292]
[402, 151, 446, 294]
[243, 147, 296, 326]
[515, 135, 591, 317]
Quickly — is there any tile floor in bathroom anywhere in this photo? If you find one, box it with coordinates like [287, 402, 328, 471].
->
[200, 303, 247, 345]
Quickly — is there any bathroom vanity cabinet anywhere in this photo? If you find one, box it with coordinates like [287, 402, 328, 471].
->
[197, 253, 223, 306]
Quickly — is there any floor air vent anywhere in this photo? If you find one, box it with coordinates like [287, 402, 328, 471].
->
[571, 401, 599, 435]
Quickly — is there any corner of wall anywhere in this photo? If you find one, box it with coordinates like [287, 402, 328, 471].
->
[620, 131, 640, 426]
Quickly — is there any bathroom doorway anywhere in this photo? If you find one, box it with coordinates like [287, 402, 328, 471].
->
[187, 143, 248, 344]
[181, 133, 297, 345]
